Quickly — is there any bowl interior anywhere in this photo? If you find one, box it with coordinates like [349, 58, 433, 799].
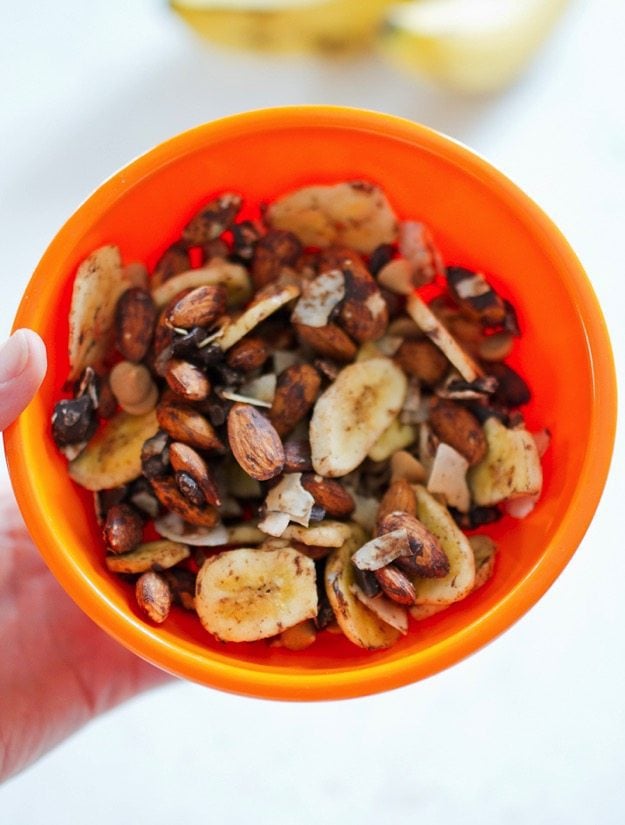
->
[5, 107, 615, 700]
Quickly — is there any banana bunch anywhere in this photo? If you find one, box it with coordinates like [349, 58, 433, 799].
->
[170, 0, 570, 93]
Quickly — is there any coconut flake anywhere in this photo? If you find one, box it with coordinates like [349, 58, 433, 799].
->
[257, 510, 291, 537]
[427, 442, 471, 512]
[504, 493, 539, 519]
[155, 512, 228, 546]
[352, 530, 412, 571]
[260, 472, 316, 535]
[219, 389, 272, 408]
[350, 583, 409, 634]
[348, 491, 380, 534]
[291, 269, 345, 328]
[239, 373, 277, 405]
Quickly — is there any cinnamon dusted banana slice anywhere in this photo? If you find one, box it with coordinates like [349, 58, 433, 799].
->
[195, 547, 317, 643]
[151, 261, 252, 309]
[410, 485, 475, 605]
[105, 540, 189, 574]
[267, 181, 398, 254]
[468, 417, 543, 506]
[406, 292, 482, 383]
[155, 512, 266, 547]
[68, 245, 128, 380]
[281, 520, 353, 548]
[310, 357, 407, 477]
[324, 527, 401, 650]
[69, 409, 159, 491]
[218, 282, 301, 351]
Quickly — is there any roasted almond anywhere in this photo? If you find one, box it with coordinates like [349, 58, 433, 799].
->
[395, 339, 449, 386]
[293, 322, 357, 362]
[446, 267, 506, 326]
[377, 511, 450, 579]
[227, 402, 285, 481]
[150, 477, 220, 527]
[169, 441, 222, 507]
[428, 398, 487, 466]
[339, 261, 389, 343]
[135, 571, 172, 623]
[251, 228, 303, 287]
[151, 241, 190, 288]
[182, 192, 242, 245]
[167, 284, 227, 330]
[115, 287, 157, 363]
[269, 363, 321, 437]
[283, 440, 314, 473]
[301, 474, 355, 518]
[485, 361, 531, 407]
[165, 359, 211, 402]
[376, 478, 417, 523]
[102, 503, 144, 554]
[374, 565, 417, 606]
[156, 398, 225, 453]
[225, 336, 269, 372]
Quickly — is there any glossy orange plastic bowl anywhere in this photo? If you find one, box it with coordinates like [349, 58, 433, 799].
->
[4, 106, 616, 701]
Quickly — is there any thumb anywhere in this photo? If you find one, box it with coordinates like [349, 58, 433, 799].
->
[0, 330, 47, 431]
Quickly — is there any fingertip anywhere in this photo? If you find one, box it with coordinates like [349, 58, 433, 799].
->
[0, 329, 48, 430]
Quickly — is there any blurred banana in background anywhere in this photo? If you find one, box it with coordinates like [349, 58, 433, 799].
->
[170, 0, 571, 93]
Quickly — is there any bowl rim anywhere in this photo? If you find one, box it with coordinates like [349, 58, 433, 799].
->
[4, 105, 617, 700]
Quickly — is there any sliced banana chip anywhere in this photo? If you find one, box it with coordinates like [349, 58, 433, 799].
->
[367, 417, 416, 462]
[410, 485, 475, 605]
[68, 245, 127, 380]
[324, 527, 401, 649]
[195, 547, 317, 642]
[468, 417, 542, 506]
[218, 282, 301, 351]
[281, 520, 353, 548]
[350, 583, 409, 634]
[310, 357, 408, 477]
[151, 262, 252, 308]
[68, 409, 159, 491]
[105, 540, 190, 574]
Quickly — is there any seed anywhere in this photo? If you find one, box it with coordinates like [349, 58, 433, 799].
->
[167, 284, 227, 330]
[156, 399, 226, 453]
[165, 359, 211, 402]
[227, 403, 285, 481]
[226, 337, 269, 372]
[374, 565, 417, 606]
[301, 474, 355, 518]
[103, 503, 144, 554]
[115, 287, 157, 362]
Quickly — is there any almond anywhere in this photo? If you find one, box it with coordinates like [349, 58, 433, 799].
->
[169, 442, 222, 507]
[102, 503, 144, 554]
[165, 359, 211, 402]
[283, 440, 314, 473]
[339, 260, 389, 343]
[269, 364, 321, 437]
[301, 474, 355, 518]
[135, 571, 172, 623]
[225, 337, 269, 372]
[446, 267, 506, 326]
[227, 402, 285, 481]
[115, 287, 157, 363]
[373, 565, 417, 606]
[251, 229, 302, 287]
[156, 399, 225, 453]
[395, 339, 449, 386]
[167, 284, 227, 330]
[182, 192, 242, 245]
[293, 322, 357, 362]
[377, 511, 450, 579]
[150, 477, 220, 527]
[376, 478, 417, 523]
[151, 241, 190, 288]
[428, 398, 487, 466]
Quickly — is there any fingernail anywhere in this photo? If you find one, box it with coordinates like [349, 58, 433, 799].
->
[0, 330, 30, 384]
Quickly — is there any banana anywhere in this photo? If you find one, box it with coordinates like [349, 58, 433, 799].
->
[68, 409, 159, 491]
[170, 0, 392, 56]
[379, 0, 570, 94]
[151, 261, 252, 309]
[310, 357, 407, 477]
[367, 417, 416, 462]
[105, 540, 190, 574]
[410, 485, 475, 604]
[195, 546, 317, 642]
[217, 282, 301, 351]
[468, 417, 543, 506]
[324, 526, 401, 649]
[267, 181, 398, 253]
[68, 245, 127, 380]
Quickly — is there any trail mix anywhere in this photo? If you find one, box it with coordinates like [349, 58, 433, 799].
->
[51, 181, 548, 650]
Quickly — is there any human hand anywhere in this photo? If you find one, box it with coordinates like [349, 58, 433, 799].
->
[0, 330, 171, 783]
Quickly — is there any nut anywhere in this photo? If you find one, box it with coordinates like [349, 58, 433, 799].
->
[225, 337, 269, 372]
[373, 565, 417, 606]
[102, 503, 144, 554]
[301, 474, 355, 518]
[169, 441, 222, 507]
[109, 361, 158, 416]
[182, 192, 242, 245]
[165, 359, 211, 402]
[115, 287, 157, 362]
[150, 477, 220, 527]
[156, 398, 225, 453]
[428, 398, 487, 466]
[377, 511, 449, 579]
[338, 258, 389, 343]
[293, 322, 357, 362]
[227, 402, 285, 481]
[395, 339, 449, 386]
[376, 479, 417, 523]
[269, 364, 321, 437]
[167, 284, 227, 330]
[151, 241, 191, 288]
[135, 571, 172, 623]
[283, 440, 314, 473]
[251, 229, 303, 287]
[446, 267, 506, 326]
[486, 361, 531, 407]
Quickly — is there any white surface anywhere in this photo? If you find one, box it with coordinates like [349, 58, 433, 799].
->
[1, 0, 624, 822]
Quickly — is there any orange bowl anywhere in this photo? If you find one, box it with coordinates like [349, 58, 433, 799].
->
[4, 106, 616, 701]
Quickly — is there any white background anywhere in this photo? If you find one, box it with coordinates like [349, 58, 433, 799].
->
[1, 1, 623, 822]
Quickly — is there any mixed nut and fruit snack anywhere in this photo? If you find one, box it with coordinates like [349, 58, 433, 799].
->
[51, 181, 548, 651]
